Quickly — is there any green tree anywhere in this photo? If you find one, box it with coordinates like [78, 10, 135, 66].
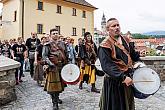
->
[132, 34, 152, 39]
[146, 49, 157, 56]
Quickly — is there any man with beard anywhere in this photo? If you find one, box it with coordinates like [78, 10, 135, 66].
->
[42, 29, 66, 110]
[25, 32, 40, 77]
[99, 18, 141, 110]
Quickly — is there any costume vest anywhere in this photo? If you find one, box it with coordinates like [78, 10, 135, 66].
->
[48, 42, 66, 65]
[100, 35, 133, 73]
[85, 42, 97, 64]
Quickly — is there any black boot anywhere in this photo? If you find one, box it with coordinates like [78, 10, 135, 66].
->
[57, 93, 62, 104]
[53, 102, 58, 110]
[79, 81, 83, 89]
[58, 98, 62, 104]
[91, 83, 100, 93]
[51, 94, 59, 110]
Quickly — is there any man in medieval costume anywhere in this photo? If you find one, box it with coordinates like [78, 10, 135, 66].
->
[99, 18, 141, 110]
[42, 29, 66, 110]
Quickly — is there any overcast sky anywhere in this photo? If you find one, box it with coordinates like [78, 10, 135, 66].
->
[0, 3, 2, 15]
[86, 0, 165, 33]
[1, 1, 165, 33]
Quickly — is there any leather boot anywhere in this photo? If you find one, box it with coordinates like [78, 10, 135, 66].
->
[58, 98, 62, 104]
[91, 83, 100, 93]
[79, 81, 83, 89]
[51, 94, 59, 110]
[57, 93, 62, 104]
[53, 102, 58, 110]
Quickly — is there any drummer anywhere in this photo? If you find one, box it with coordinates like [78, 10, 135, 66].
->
[98, 18, 141, 110]
[42, 28, 66, 110]
[79, 32, 100, 93]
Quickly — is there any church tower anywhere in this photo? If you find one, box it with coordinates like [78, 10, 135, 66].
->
[101, 13, 106, 32]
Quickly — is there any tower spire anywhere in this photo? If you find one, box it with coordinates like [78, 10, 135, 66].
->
[101, 12, 106, 32]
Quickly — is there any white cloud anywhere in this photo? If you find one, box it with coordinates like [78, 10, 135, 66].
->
[86, 0, 165, 33]
[0, 3, 2, 13]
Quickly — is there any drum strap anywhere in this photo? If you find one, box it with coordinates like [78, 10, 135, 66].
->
[100, 35, 133, 73]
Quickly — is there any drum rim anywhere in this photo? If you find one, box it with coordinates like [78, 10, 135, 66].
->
[62, 76, 80, 85]
[133, 67, 161, 95]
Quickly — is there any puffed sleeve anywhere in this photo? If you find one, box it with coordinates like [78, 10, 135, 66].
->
[98, 47, 126, 81]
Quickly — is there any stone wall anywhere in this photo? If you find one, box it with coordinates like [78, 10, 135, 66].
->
[0, 69, 17, 106]
[141, 56, 165, 81]
[0, 56, 20, 106]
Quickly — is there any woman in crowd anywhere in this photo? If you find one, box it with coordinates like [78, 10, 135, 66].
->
[79, 32, 100, 93]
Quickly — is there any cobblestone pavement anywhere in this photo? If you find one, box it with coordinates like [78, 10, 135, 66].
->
[0, 72, 165, 110]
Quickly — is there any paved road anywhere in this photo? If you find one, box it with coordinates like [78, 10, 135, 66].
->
[0, 72, 165, 110]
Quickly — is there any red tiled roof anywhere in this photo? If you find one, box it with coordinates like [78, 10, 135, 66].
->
[132, 38, 165, 44]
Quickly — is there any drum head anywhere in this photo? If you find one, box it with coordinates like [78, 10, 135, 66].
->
[61, 64, 80, 84]
[95, 59, 103, 71]
[133, 67, 160, 95]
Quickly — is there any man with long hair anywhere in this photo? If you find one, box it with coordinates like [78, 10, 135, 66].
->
[79, 32, 100, 93]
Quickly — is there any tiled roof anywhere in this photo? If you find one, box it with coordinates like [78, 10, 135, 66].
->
[63, 0, 97, 9]
[132, 38, 165, 44]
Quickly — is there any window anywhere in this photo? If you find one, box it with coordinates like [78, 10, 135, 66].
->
[82, 28, 85, 36]
[37, 24, 43, 34]
[72, 27, 77, 36]
[13, 11, 17, 22]
[57, 5, 62, 14]
[38, 1, 43, 10]
[72, 8, 76, 16]
[82, 11, 86, 18]
[55, 26, 61, 35]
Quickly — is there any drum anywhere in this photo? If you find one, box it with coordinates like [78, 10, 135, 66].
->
[61, 64, 80, 85]
[133, 67, 160, 99]
[95, 58, 103, 71]
[94, 59, 105, 76]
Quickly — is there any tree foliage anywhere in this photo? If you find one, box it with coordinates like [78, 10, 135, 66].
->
[131, 33, 165, 39]
[132, 34, 152, 39]
[146, 49, 157, 56]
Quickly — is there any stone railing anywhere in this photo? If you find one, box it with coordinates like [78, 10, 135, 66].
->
[0, 56, 20, 106]
[141, 56, 165, 81]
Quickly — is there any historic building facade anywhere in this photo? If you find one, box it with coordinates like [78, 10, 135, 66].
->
[1, 0, 97, 43]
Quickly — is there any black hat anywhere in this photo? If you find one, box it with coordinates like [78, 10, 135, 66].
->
[84, 32, 91, 38]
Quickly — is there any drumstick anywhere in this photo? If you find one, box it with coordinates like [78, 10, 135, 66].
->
[133, 80, 154, 83]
